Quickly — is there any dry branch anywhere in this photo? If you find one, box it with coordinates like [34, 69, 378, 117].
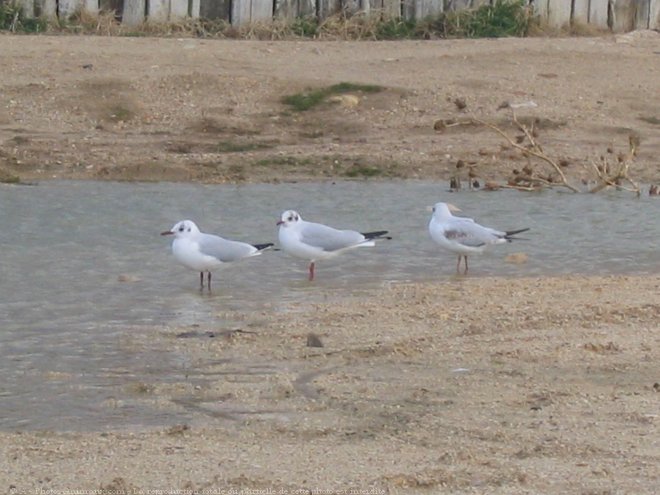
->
[471, 112, 580, 192]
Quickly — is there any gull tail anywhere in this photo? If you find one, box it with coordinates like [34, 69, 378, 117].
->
[504, 228, 530, 241]
[252, 243, 274, 251]
[361, 230, 392, 241]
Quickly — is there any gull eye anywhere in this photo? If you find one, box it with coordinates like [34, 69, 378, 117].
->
[432, 207, 436, 213]
[178, 226, 185, 232]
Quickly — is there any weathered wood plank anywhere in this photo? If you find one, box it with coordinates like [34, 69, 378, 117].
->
[652, 0, 660, 28]
[84, 0, 99, 14]
[402, 0, 444, 21]
[369, 0, 401, 18]
[445, 0, 472, 10]
[148, 0, 170, 22]
[546, 0, 571, 28]
[170, 0, 189, 18]
[60, 0, 78, 18]
[413, 0, 442, 19]
[122, 0, 145, 25]
[612, 0, 636, 32]
[275, 0, 317, 19]
[317, 0, 341, 19]
[588, 0, 610, 28]
[200, 0, 231, 20]
[40, 0, 58, 16]
[190, 0, 201, 18]
[634, 0, 650, 28]
[252, 0, 275, 21]
[572, 0, 590, 24]
[17, 0, 35, 17]
[530, 0, 548, 20]
[231, 0, 252, 24]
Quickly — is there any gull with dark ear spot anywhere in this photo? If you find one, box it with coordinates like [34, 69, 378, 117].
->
[276, 210, 391, 281]
[428, 202, 529, 274]
[161, 220, 273, 290]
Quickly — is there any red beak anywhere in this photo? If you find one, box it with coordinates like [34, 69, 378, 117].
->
[276, 220, 284, 226]
[160, 230, 174, 236]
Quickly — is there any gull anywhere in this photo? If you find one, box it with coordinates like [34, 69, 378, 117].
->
[277, 210, 390, 281]
[429, 202, 529, 274]
[161, 220, 273, 290]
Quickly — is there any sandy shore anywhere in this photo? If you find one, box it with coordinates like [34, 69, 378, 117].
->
[2, 275, 658, 493]
[1, 32, 659, 493]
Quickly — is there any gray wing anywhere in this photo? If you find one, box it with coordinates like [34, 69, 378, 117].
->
[300, 221, 366, 252]
[444, 218, 505, 247]
[198, 233, 257, 262]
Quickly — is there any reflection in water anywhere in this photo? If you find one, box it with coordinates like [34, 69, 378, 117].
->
[0, 180, 658, 430]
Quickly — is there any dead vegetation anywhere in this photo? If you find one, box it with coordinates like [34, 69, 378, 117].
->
[436, 108, 643, 195]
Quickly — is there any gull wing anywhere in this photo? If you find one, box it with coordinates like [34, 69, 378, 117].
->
[198, 234, 258, 262]
[443, 218, 506, 248]
[299, 221, 367, 253]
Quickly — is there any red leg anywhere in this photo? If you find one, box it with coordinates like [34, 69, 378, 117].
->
[464, 256, 469, 274]
[456, 255, 461, 273]
[208, 271, 212, 291]
[308, 262, 315, 281]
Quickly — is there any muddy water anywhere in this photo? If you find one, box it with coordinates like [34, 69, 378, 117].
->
[0, 180, 657, 430]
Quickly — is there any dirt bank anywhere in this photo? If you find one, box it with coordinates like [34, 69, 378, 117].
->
[1, 32, 659, 186]
[1, 275, 659, 493]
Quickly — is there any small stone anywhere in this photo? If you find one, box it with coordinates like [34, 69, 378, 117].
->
[306, 333, 324, 348]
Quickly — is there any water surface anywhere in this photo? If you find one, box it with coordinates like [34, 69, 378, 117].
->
[1, 180, 657, 430]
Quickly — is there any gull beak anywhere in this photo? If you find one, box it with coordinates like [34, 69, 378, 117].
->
[160, 230, 174, 236]
[426, 205, 434, 212]
[276, 220, 284, 226]
[447, 203, 461, 213]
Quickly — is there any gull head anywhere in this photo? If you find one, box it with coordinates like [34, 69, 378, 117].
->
[161, 219, 200, 238]
[431, 202, 461, 218]
[277, 210, 301, 227]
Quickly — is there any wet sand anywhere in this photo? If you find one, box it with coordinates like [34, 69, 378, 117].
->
[2, 275, 658, 493]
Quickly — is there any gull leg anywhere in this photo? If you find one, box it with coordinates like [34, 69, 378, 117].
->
[208, 272, 212, 291]
[199, 272, 204, 290]
[308, 262, 315, 281]
[464, 256, 469, 274]
[456, 255, 461, 273]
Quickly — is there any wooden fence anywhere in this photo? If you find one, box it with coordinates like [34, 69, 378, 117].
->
[8, 0, 660, 30]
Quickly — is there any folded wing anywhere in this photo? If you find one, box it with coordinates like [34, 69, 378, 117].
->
[300, 222, 367, 253]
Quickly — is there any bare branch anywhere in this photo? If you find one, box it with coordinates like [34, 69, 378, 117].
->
[470, 113, 580, 193]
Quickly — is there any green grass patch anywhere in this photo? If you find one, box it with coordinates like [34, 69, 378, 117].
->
[427, 0, 530, 38]
[343, 164, 384, 178]
[375, 18, 418, 40]
[282, 82, 384, 112]
[0, 2, 47, 32]
[106, 104, 135, 122]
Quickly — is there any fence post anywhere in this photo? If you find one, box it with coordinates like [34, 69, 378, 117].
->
[170, 0, 189, 18]
[122, 0, 146, 25]
[84, 0, 99, 14]
[633, 0, 650, 28]
[148, 0, 170, 22]
[572, 0, 590, 24]
[36, 0, 58, 17]
[17, 0, 35, 17]
[588, 0, 610, 28]
[611, 0, 636, 31]
[652, 0, 660, 29]
[546, 0, 572, 28]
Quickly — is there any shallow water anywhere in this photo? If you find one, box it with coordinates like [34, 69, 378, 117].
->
[0, 180, 658, 431]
